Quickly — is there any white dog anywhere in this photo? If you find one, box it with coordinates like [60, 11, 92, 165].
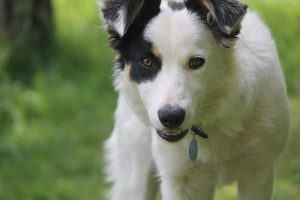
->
[100, 0, 290, 199]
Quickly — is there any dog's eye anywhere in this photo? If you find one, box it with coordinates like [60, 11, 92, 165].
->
[141, 57, 153, 68]
[188, 57, 205, 70]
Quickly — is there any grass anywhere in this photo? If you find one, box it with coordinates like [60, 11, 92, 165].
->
[0, 0, 299, 199]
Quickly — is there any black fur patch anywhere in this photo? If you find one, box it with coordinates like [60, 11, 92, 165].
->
[119, 38, 162, 83]
[116, 0, 162, 82]
[106, 25, 121, 49]
[210, 0, 247, 35]
[102, 0, 161, 41]
[102, 0, 123, 22]
[115, 56, 125, 70]
[103, 0, 162, 83]
[185, 0, 247, 48]
[168, 1, 185, 11]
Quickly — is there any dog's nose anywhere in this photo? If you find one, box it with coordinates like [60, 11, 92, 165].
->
[158, 105, 185, 129]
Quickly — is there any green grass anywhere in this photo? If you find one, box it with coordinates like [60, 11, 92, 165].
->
[0, 0, 299, 199]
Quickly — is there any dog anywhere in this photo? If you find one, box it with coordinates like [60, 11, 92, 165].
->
[100, 0, 290, 199]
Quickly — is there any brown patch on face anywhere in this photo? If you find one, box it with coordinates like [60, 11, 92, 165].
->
[151, 46, 159, 57]
[124, 63, 133, 81]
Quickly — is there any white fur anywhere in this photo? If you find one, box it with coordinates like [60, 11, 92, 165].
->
[104, 4, 290, 200]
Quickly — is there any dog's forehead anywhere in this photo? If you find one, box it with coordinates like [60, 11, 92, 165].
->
[144, 4, 209, 61]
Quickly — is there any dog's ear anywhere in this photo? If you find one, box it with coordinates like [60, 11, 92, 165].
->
[185, 0, 248, 48]
[100, 0, 161, 49]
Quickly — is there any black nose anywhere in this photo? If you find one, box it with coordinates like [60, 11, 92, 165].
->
[158, 105, 185, 129]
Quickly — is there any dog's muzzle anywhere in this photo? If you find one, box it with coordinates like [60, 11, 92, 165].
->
[156, 129, 189, 142]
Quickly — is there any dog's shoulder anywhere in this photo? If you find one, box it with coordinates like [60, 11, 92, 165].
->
[235, 11, 284, 89]
[237, 11, 279, 66]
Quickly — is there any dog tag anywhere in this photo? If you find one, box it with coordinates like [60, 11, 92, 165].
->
[189, 134, 198, 161]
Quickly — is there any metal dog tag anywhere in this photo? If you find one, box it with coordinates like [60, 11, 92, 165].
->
[189, 134, 198, 161]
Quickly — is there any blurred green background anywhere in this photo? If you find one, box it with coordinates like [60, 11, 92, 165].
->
[0, 0, 299, 199]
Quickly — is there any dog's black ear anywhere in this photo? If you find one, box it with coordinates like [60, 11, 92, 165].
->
[185, 0, 248, 48]
[100, 0, 161, 48]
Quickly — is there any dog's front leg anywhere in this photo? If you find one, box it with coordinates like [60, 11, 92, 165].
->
[105, 97, 158, 200]
[152, 135, 216, 200]
[160, 175, 216, 200]
[106, 125, 157, 200]
[237, 165, 274, 200]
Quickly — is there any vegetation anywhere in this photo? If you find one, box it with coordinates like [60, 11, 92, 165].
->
[0, 0, 299, 199]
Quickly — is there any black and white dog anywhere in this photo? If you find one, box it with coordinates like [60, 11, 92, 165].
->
[100, 0, 290, 199]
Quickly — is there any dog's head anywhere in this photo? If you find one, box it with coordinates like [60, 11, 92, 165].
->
[101, 0, 247, 142]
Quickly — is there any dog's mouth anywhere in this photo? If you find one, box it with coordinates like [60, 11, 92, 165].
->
[156, 129, 189, 142]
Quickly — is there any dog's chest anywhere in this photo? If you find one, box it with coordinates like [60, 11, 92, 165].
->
[189, 133, 250, 183]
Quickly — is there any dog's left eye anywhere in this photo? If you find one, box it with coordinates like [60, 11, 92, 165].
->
[141, 57, 153, 68]
[188, 57, 205, 70]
